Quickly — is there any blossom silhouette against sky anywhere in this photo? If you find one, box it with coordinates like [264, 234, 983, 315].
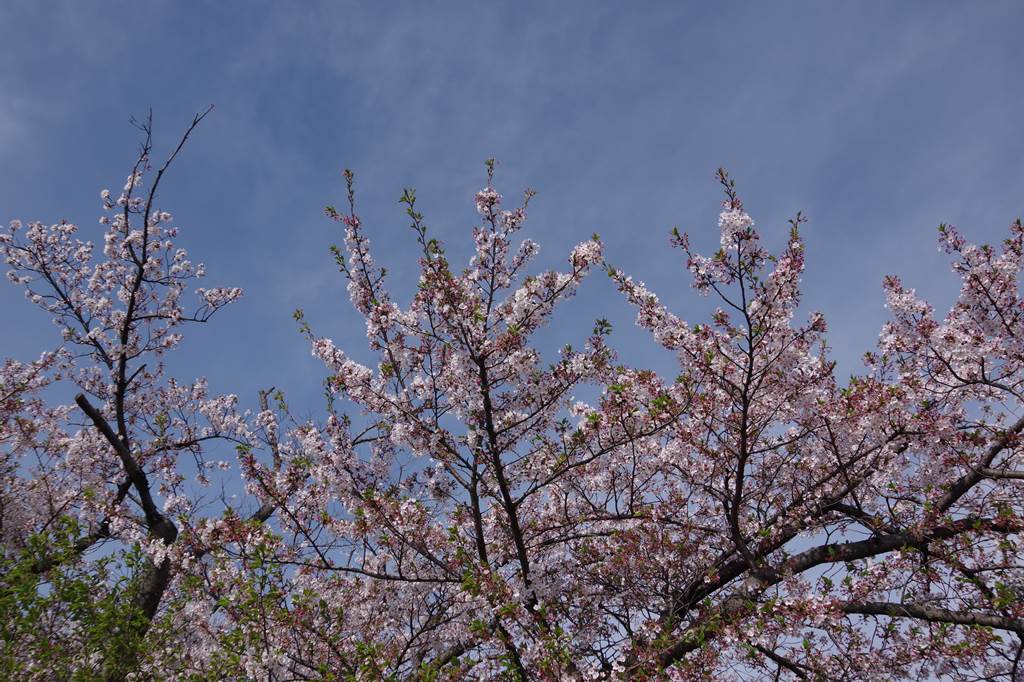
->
[2, 1, 1022, 419]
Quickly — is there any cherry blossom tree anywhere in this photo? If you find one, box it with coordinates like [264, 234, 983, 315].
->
[0, 111, 254, 680]
[2, 127, 1023, 681]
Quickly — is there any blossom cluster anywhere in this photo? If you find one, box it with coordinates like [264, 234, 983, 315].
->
[4, 158, 1024, 681]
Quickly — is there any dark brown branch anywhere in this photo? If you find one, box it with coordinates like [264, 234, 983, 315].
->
[937, 413, 1024, 512]
[980, 467, 1024, 480]
[75, 393, 176, 544]
[752, 644, 809, 679]
[844, 601, 1024, 634]
[649, 515, 1021, 672]
[30, 476, 132, 574]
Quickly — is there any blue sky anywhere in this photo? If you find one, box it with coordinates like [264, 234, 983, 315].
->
[2, 1, 1023, 420]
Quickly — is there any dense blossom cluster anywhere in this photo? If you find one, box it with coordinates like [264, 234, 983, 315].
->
[2, 131, 1023, 680]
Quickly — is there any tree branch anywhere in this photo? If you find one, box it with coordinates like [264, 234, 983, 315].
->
[843, 601, 1024, 634]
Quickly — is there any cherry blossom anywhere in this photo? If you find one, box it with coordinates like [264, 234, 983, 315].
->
[3, 143, 1024, 680]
